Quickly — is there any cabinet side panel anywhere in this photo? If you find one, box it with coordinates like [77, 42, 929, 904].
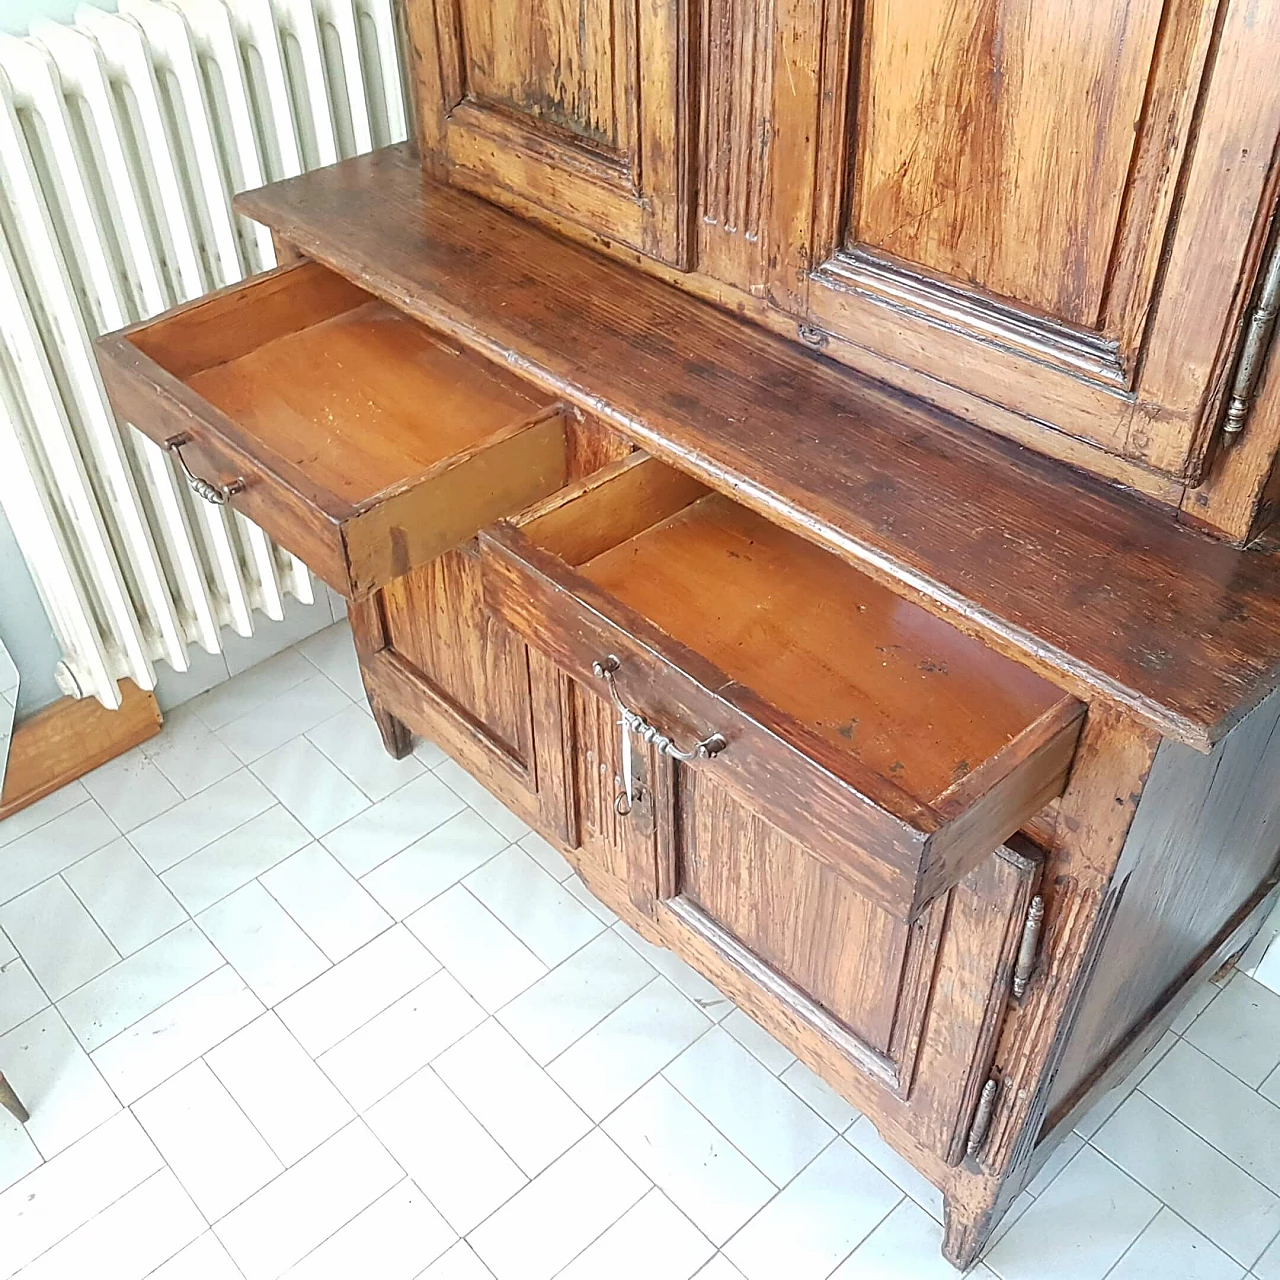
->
[1046, 690, 1280, 1124]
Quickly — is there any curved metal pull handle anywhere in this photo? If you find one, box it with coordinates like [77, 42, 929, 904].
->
[164, 434, 245, 506]
[592, 655, 727, 763]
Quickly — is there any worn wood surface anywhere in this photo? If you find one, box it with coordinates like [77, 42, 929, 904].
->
[481, 453, 1078, 920]
[347, 595, 413, 760]
[414, 0, 1280, 492]
[557, 671, 1037, 1137]
[1047, 691, 1280, 1128]
[408, 0, 692, 265]
[938, 706, 1162, 1267]
[235, 148, 1280, 747]
[96, 257, 567, 598]
[381, 545, 536, 778]
[851, 0, 1176, 327]
[807, 0, 1269, 486]
[0, 682, 161, 821]
[678, 768, 915, 1058]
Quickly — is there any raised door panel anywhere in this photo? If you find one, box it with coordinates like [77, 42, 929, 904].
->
[667, 767, 1043, 1120]
[804, 0, 1280, 480]
[379, 545, 544, 820]
[562, 674, 1040, 1145]
[408, 0, 692, 266]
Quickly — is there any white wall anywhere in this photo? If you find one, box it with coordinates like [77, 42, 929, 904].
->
[0, 0, 115, 35]
[0, 505, 63, 717]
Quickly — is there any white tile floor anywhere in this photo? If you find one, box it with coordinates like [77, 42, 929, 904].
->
[1, 620, 1279, 1279]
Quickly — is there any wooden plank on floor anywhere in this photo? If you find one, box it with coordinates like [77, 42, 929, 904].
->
[0, 681, 163, 821]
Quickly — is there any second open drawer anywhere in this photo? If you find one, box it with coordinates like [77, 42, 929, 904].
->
[96, 258, 569, 598]
[481, 453, 1084, 921]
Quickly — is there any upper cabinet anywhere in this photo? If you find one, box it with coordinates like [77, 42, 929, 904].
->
[407, 0, 694, 267]
[802, 0, 1280, 483]
[405, 0, 1280, 514]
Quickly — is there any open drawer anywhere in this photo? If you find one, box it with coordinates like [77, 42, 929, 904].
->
[481, 453, 1085, 921]
[96, 259, 568, 597]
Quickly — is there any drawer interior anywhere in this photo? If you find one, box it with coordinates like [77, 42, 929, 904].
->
[520, 456, 1075, 816]
[126, 260, 554, 512]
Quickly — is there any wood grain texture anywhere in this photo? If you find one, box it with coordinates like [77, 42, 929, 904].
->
[482, 454, 1079, 920]
[96, 258, 567, 598]
[381, 546, 536, 772]
[408, 0, 693, 266]
[233, 148, 1280, 747]
[938, 705, 1161, 1266]
[678, 767, 913, 1055]
[811, 0, 1279, 482]
[347, 595, 413, 760]
[557, 669, 1037, 1129]
[1183, 271, 1280, 543]
[853, 0, 1167, 326]
[0, 682, 161, 820]
[1046, 690, 1280, 1127]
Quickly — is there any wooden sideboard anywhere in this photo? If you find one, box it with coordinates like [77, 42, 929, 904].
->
[94, 2, 1280, 1266]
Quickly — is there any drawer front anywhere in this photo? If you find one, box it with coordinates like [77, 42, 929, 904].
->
[482, 465, 1082, 924]
[96, 260, 567, 598]
[98, 362, 355, 591]
[484, 531, 931, 916]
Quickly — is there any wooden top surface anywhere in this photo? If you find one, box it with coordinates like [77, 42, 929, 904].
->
[236, 143, 1280, 750]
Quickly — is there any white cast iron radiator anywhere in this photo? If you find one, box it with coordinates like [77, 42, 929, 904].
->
[0, 0, 407, 709]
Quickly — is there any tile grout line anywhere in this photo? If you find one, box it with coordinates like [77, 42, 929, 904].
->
[0, 797, 123, 916]
[1086, 1137, 1264, 1273]
[249, 863, 388, 968]
[657, 1029, 830, 1190]
[1124, 1077, 1280, 1193]
[460, 1122, 653, 1268]
[0, 1113, 177, 1275]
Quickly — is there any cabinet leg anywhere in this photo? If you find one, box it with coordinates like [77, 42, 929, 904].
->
[0, 1071, 29, 1124]
[943, 1196, 995, 1271]
[370, 699, 413, 760]
[943, 1176, 1024, 1271]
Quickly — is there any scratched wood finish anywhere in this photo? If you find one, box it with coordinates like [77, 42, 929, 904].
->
[408, 0, 1280, 486]
[1046, 690, 1280, 1130]
[678, 768, 913, 1054]
[581, 483, 1068, 805]
[233, 149, 1280, 747]
[852, 0, 1174, 327]
[809, 0, 1280, 480]
[481, 452, 1080, 920]
[937, 706, 1162, 1266]
[95, 257, 568, 598]
[559, 669, 1036, 1107]
[381, 546, 535, 772]
[407, 0, 692, 266]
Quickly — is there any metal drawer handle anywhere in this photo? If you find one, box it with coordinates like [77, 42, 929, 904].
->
[593, 655, 727, 763]
[164, 433, 245, 506]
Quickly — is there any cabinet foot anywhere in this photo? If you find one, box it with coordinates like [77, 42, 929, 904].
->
[370, 700, 413, 759]
[0, 1071, 29, 1124]
[942, 1192, 1001, 1272]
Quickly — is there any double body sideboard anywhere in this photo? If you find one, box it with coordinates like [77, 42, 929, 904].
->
[96, 1, 1280, 1266]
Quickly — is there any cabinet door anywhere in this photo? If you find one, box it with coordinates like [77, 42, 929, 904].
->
[802, 0, 1280, 481]
[565, 678, 1040, 1153]
[374, 545, 557, 830]
[407, 0, 692, 267]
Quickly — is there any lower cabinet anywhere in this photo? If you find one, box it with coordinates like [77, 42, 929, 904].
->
[352, 450, 1055, 1185]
